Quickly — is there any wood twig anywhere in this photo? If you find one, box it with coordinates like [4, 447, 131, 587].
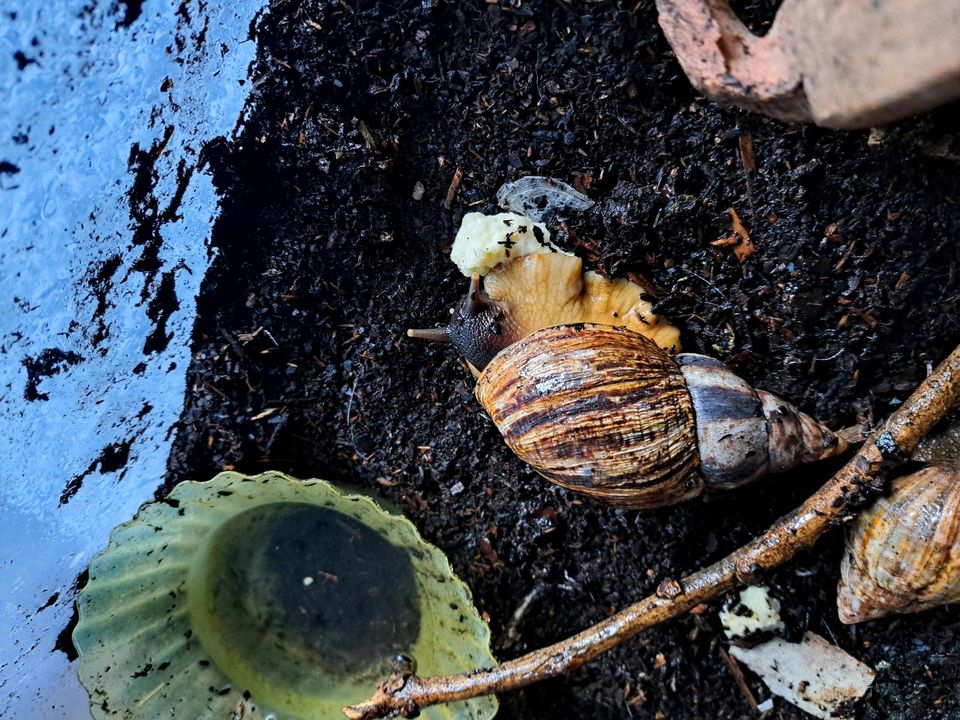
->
[718, 646, 758, 712]
[344, 344, 960, 720]
[443, 167, 462, 209]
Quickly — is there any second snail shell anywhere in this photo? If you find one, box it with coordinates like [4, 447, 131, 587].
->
[838, 465, 960, 623]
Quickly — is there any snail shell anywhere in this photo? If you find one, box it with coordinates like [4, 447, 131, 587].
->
[476, 324, 847, 509]
[477, 324, 701, 507]
[837, 465, 960, 623]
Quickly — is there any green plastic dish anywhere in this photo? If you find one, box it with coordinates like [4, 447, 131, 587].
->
[73, 471, 498, 720]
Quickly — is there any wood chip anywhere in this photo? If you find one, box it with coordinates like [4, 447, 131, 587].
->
[478, 537, 502, 567]
[250, 407, 279, 421]
[444, 167, 463, 209]
[356, 119, 376, 151]
[712, 208, 755, 263]
[739, 134, 756, 172]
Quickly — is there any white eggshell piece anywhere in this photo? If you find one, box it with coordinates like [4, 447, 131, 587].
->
[730, 631, 876, 720]
[450, 212, 568, 276]
[719, 585, 785, 639]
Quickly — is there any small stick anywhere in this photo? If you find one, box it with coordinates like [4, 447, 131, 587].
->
[738, 133, 757, 226]
[506, 584, 547, 641]
[344, 344, 960, 720]
[444, 167, 463, 209]
[718, 646, 758, 712]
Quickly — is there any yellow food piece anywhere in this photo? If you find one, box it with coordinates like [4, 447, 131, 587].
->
[483, 254, 681, 352]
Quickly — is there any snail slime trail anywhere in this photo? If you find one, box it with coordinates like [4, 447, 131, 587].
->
[190, 503, 421, 700]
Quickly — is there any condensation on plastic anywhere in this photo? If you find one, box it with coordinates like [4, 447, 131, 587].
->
[0, 2, 265, 717]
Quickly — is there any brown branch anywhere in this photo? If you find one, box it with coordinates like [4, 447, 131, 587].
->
[344, 344, 960, 720]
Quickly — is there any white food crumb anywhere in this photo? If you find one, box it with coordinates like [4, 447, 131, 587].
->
[719, 585, 785, 639]
[730, 632, 875, 720]
[450, 211, 569, 276]
[412, 181, 426, 200]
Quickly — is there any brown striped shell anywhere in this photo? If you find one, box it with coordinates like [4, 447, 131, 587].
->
[476, 324, 701, 508]
[837, 466, 960, 624]
[476, 323, 848, 509]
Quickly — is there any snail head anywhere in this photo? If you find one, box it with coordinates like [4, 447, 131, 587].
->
[407, 274, 521, 371]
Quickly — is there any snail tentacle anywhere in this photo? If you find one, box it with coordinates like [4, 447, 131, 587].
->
[406, 327, 451, 342]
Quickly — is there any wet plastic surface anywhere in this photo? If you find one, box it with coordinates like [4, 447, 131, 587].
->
[0, 2, 264, 716]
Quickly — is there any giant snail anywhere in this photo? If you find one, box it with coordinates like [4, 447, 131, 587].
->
[409, 260, 848, 510]
[408, 254, 960, 620]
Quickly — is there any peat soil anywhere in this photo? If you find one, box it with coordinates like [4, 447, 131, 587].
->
[167, 1, 960, 718]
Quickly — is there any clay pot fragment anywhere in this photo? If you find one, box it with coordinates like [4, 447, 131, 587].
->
[656, 0, 960, 128]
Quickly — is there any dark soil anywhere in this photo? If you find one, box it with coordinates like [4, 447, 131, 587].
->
[166, 1, 960, 718]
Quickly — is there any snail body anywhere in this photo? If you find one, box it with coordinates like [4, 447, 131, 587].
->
[837, 465, 960, 623]
[408, 254, 680, 371]
[409, 265, 848, 509]
[475, 323, 847, 509]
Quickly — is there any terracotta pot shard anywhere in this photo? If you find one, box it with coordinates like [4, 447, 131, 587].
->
[656, 0, 960, 128]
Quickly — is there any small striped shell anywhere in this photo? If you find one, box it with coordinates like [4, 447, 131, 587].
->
[837, 466, 960, 624]
[475, 324, 702, 508]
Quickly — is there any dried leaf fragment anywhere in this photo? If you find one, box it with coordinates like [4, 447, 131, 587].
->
[712, 208, 755, 263]
[729, 631, 875, 720]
